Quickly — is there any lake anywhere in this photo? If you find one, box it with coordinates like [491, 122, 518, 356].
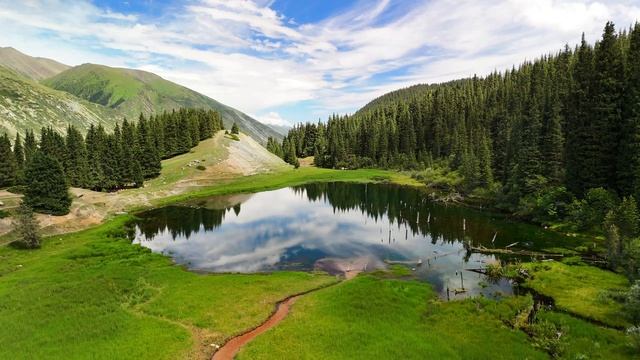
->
[130, 182, 570, 299]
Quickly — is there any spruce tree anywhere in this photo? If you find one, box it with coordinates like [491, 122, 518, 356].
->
[64, 125, 89, 188]
[0, 133, 16, 187]
[23, 129, 37, 165]
[565, 34, 594, 196]
[618, 23, 640, 198]
[591, 22, 624, 190]
[13, 133, 25, 183]
[231, 122, 240, 135]
[12, 202, 40, 249]
[24, 151, 71, 215]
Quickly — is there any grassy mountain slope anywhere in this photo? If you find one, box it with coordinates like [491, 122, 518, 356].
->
[0, 47, 69, 80]
[44, 64, 282, 143]
[0, 65, 116, 138]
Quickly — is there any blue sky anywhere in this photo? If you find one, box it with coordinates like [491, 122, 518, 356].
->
[1, 1, 639, 126]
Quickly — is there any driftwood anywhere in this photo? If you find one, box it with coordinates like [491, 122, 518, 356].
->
[470, 245, 565, 258]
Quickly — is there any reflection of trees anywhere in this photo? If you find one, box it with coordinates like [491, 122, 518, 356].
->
[136, 183, 505, 247]
[134, 205, 233, 241]
[293, 183, 500, 246]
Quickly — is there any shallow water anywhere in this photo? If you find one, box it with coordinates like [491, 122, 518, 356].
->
[130, 183, 570, 299]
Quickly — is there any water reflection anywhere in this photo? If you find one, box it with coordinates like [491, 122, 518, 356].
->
[131, 183, 569, 299]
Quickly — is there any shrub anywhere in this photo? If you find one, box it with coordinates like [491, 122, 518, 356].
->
[627, 326, 640, 351]
[196, 165, 206, 171]
[530, 319, 566, 358]
[11, 203, 40, 249]
[626, 281, 640, 325]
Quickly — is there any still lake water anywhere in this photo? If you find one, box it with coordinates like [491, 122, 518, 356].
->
[131, 183, 569, 299]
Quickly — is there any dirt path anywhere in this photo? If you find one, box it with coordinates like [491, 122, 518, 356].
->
[212, 267, 363, 360]
[211, 295, 300, 360]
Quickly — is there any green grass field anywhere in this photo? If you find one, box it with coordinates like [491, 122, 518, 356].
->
[521, 262, 630, 328]
[238, 273, 547, 359]
[239, 269, 636, 359]
[0, 216, 335, 359]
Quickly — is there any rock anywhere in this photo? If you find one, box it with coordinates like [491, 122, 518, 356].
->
[0, 201, 4, 207]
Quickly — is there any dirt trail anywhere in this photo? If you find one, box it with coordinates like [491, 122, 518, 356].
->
[212, 267, 364, 360]
[211, 295, 300, 360]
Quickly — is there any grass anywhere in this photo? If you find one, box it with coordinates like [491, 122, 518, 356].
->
[239, 273, 547, 360]
[0, 216, 335, 359]
[521, 261, 630, 328]
[536, 311, 635, 359]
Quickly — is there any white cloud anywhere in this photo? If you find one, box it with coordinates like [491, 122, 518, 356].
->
[254, 111, 291, 126]
[0, 0, 638, 122]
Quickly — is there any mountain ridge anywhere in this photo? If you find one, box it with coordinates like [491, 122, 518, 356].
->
[0, 47, 70, 80]
[0, 48, 281, 144]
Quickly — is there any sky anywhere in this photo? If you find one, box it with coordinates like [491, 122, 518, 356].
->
[1, 1, 639, 127]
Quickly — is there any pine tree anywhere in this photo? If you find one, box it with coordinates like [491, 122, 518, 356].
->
[618, 23, 640, 198]
[13, 133, 25, 184]
[591, 22, 624, 190]
[24, 151, 71, 215]
[137, 114, 161, 178]
[231, 122, 240, 135]
[85, 124, 106, 190]
[0, 133, 16, 187]
[565, 34, 594, 196]
[23, 130, 37, 165]
[64, 125, 89, 188]
[12, 202, 40, 249]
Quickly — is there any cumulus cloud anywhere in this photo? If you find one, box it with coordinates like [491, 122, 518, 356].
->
[0, 0, 638, 121]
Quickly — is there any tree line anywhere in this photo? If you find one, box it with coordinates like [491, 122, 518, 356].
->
[0, 108, 223, 216]
[268, 22, 640, 277]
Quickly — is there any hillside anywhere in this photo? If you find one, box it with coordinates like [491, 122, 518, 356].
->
[0, 65, 116, 138]
[0, 47, 69, 80]
[44, 64, 282, 143]
[0, 131, 288, 236]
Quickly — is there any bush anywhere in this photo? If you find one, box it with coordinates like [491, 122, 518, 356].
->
[568, 188, 619, 232]
[11, 203, 40, 249]
[6, 185, 26, 194]
[530, 319, 566, 358]
[196, 165, 206, 171]
[626, 281, 640, 325]
[411, 165, 463, 192]
[627, 326, 640, 351]
[514, 184, 574, 224]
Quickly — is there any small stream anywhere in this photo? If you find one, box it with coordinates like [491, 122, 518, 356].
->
[129, 182, 576, 299]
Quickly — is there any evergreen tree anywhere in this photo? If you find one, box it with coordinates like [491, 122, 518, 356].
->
[619, 23, 640, 198]
[24, 151, 71, 215]
[13, 133, 25, 184]
[591, 22, 624, 190]
[12, 202, 40, 249]
[0, 133, 16, 187]
[64, 125, 89, 188]
[23, 130, 37, 165]
[231, 122, 240, 135]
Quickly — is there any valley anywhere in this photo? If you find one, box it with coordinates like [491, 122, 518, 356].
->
[1, 6, 639, 360]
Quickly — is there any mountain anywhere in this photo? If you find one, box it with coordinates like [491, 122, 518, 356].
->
[0, 65, 116, 138]
[43, 64, 281, 143]
[267, 123, 292, 136]
[0, 47, 70, 80]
